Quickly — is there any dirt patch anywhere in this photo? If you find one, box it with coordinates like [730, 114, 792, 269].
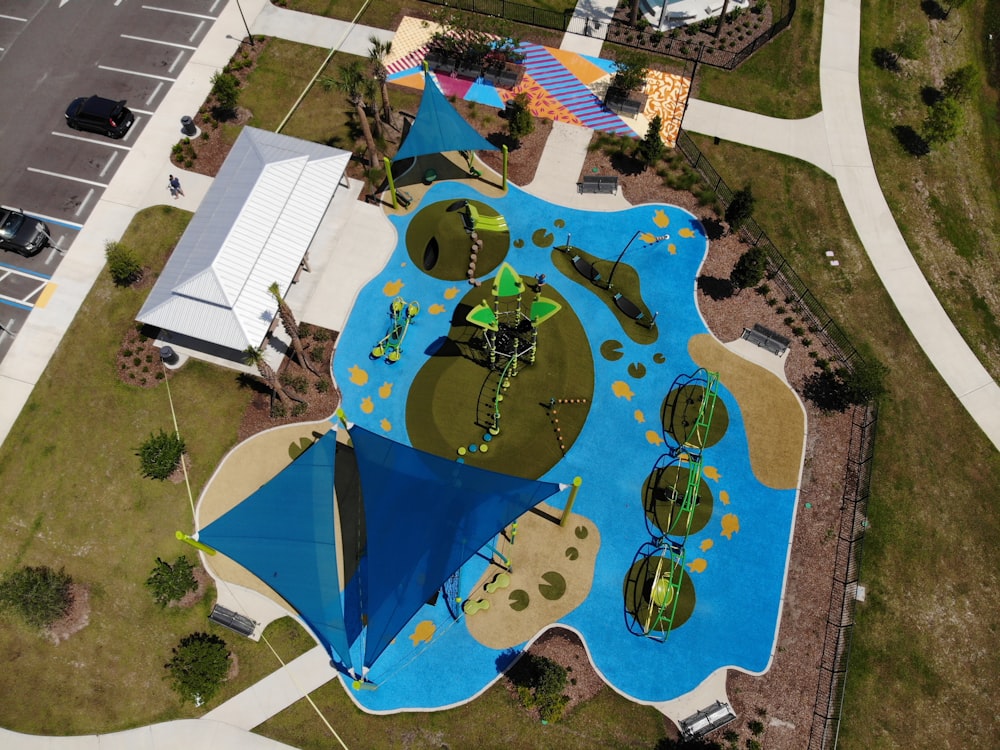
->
[45, 584, 90, 645]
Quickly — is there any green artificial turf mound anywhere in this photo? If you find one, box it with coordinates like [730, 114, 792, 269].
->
[405, 199, 509, 281]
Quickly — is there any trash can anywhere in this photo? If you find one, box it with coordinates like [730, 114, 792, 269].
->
[160, 346, 179, 366]
[180, 116, 197, 136]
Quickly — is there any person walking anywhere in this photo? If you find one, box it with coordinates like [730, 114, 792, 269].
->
[168, 174, 185, 198]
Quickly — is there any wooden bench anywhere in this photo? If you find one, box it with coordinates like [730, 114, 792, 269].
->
[743, 323, 791, 355]
[578, 175, 619, 194]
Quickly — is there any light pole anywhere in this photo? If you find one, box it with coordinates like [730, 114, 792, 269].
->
[607, 231, 669, 290]
[235, 0, 255, 46]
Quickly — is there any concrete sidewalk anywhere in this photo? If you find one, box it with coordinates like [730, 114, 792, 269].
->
[681, 0, 1000, 451]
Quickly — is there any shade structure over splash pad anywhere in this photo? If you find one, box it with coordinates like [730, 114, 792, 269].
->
[394, 71, 499, 162]
[199, 424, 562, 676]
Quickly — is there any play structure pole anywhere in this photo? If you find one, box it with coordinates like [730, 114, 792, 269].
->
[560, 476, 583, 526]
[383, 156, 398, 209]
[502, 144, 508, 191]
[607, 230, 643, 291]
[175, 530, 216, 555]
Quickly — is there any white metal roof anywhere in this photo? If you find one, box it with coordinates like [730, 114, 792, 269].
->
[137, 127, 350, 353]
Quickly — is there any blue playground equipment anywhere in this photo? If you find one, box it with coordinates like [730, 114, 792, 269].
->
[371, 296, 420, 363]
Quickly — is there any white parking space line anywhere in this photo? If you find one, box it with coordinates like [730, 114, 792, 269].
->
[120, 34, 197, 50]
[99, 151, 120, 178]
[190, 20, 206, 43]
[0, 14, 28, 22]
[142, 6, 218, 20]
[168, 50, 186, 74]
[51, 131, 133, 150]
[98, 65, 176, 82]
[75, 189, 95, 218]
[27, 169, 109, 189]
[146, 82, 164, 107]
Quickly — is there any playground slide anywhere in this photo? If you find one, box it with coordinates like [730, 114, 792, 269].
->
[474, 214, 509, 232]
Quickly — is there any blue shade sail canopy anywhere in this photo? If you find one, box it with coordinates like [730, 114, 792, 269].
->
[199, 430, 352, 669]
[394, 72, 499, 162]
[199, 424, 562, 677]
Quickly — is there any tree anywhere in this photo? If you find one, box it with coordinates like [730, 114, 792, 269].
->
[729, 246, 768, 292]
[942, 64, 979, 101]
[509, 653, 570, 723]
[210, 71, 240, 116]
[243, 346, 303, 405]
[803, 357, 888, 412]
[146, 556, 198, 607]
[608, 50, 650, 99]
[137, 428, 186, 480]
[505, 93, 535, 142]
[725, 183, 755, 230]
[0, 566, 74, 629]
[368, 35, 394, 126]
[164, 632, 230, 704]
[322, 60, 379, 167]
[268, 282, 319, 375]
[922, 96, 963, 145]
[638, 115, 665, 167]
[105, 240, 142, 286]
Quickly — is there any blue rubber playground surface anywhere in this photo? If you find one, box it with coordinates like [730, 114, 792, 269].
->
[331, 180, 800, 711]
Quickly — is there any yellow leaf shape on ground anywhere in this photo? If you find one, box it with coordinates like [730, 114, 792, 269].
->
[428, 303, 446, 315]
[612, 380, 635, 401]
[640, 232, 657, 243]
[653, 209, 670, 228]
[687, 558, 707, 574]
[444, 287, 460, 300]
[408, 620, 435, 645]
[383, 279, 404, 296]
[678, 228, 695, 238]
[360, 396, 374, 414]
[719, 490, 730, 505]
[720, 513, 740, 540]
[634, 409, 645, 423]
[668, 243, 677, 255]
[378, 382, 393, 399]
[700, 538, 714, 552]
[348, 364, 368, 386]
[646, 430, 664, 446]
[380, 418, 392, 432]
[703, 465, 721, 482]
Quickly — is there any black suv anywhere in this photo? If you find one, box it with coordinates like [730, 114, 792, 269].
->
[65, 96, 135, 138]
[0, 207, 50, 257]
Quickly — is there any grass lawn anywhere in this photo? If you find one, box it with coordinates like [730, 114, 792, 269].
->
[0, 207, 313, 734]
[695, 0, 823, 117]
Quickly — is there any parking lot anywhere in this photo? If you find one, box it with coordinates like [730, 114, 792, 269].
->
[0, 0, 225, 363]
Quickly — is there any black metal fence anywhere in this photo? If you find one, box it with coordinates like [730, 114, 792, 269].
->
[807, 402, 877, 749]
[419, 0, 572, 31]
[674, 129, 862, 366]
[419, 0, 795, 69]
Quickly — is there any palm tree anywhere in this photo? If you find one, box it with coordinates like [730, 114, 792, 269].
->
[268, 281, 319, 375]
[322, 60, 379, 167]
[368, 35, 394, 128]
[243, 346, 304, 405]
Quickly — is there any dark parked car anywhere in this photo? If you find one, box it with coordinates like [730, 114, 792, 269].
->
[0, 207, 50, 257]
[65, 95, 135, 138]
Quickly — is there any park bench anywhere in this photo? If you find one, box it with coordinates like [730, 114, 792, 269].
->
[578, 175, 619, 194]
[208, 603, 257, 637]
[743, 323, 791, 356]
[679, 701, 736, 739]
[395, 189, 413, 208]
[605, 95, 645, 117]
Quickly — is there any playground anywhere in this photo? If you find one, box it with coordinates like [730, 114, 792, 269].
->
[195, 71, 805, 719]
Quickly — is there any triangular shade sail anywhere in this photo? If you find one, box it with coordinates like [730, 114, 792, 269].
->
[394, 72, 499, 162]
[199, 430, 350, 665]
[199, 424, 562, 675]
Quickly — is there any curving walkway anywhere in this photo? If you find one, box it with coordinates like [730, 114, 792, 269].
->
[681, 0, 1000, 451]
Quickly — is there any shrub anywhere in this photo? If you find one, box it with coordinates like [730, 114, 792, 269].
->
[0, 566, 74, 629]
[164, 632, 230, 704]
[297, 322, 313, 339]
[725, 182, 755, 229]
[210, 71, 240, 114]
[510, 653, 570, 723]
[312, 327, 331, 343]
[105, 241, 142, 286]
[638, 115, 666, 167]
[315, 378, 330, 393]
[309, 345, 326, 364]
[729, 246, 768, 292]
[137, 429, 186, 480]
[506, 93, 535, 141]
[280, 373, 309, 394]
[146, 556, 198, 607]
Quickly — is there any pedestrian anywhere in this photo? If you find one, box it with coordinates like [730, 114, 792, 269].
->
[535, 273, 547, 291]
[168, 175, 185, 198]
